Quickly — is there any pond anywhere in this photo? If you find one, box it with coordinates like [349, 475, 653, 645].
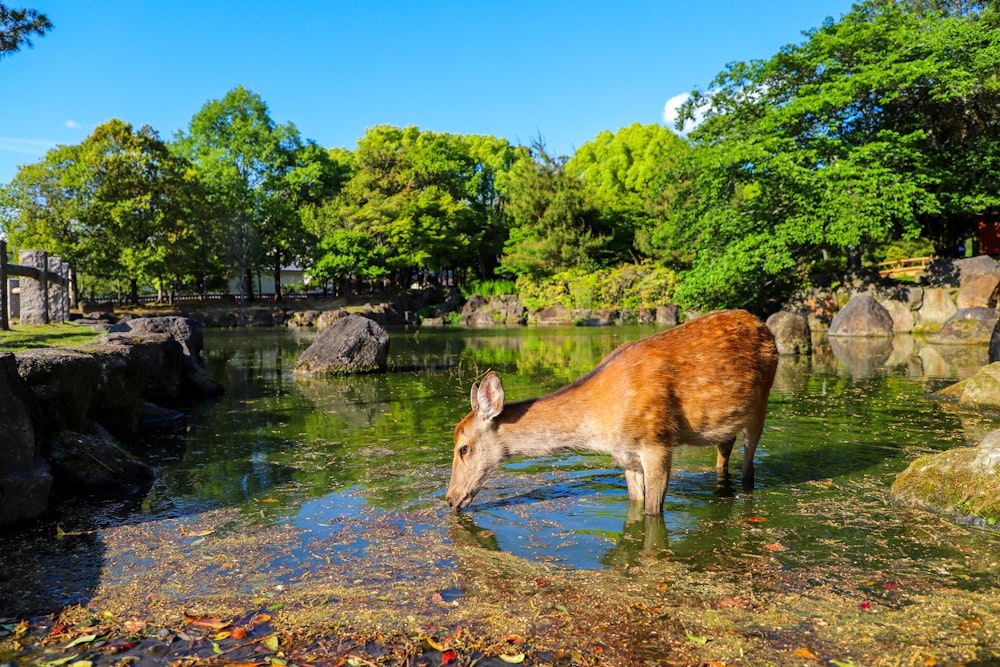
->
[2, 325, 999, 665]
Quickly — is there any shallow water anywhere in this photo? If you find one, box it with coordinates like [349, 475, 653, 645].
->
[2, 326, 998, 617]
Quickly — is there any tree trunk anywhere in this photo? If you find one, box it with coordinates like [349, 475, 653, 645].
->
[129, 278, 139, 305]
[273, 256, 283, 301]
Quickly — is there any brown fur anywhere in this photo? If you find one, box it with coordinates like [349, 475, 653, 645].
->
[446, 309, 779, 515]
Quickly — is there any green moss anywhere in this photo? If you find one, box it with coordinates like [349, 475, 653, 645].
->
[892, 448, 1000, 530]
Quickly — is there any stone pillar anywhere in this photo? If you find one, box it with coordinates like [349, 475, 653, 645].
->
[18, 249, 48, 325]
[0, 352, 52, 526]
[48, 256, 69, 323]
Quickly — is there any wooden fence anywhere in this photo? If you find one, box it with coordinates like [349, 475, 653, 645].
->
[875, 256, 933, 279]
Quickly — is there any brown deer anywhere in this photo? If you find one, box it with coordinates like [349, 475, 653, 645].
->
[446, 309, 779, 515]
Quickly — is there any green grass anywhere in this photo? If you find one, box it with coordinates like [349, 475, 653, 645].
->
[460, 279, 517, 298]
[0, 322, 100, 353]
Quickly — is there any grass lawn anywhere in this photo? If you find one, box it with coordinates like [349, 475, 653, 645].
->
[0, 322, 99, 353]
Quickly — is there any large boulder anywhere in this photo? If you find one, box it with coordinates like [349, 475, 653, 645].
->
[294, 314, 390, 376]
[914, 288, 958, 332]
[766, 311, 811, 355]
[15, 348, 101, 431]
[828, 294, 893, 337]
[108, 316, 223, 397]
[930, 307, 1000, 345]
[892, 429, 1000, 530]
[460, 295, 526, 327]
[534, 303, 574, 326]
[0, 352, 52, 526]
[939, 362, 1000, 409]
[46, 422, 154, 496]
[956, 272, 1000, 309]
[84, 332, 186, 403]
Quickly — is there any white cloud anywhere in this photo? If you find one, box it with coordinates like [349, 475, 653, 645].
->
[65, 120, 82, 129]
[662, 91, 708, 135]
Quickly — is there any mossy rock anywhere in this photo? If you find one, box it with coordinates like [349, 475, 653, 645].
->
[891, 430, 1000, 530]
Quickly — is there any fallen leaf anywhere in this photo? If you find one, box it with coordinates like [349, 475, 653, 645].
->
[230, 626, 248, 640]
[214, 631, 231, 640]
[212, 641, 223, 655]
[64, 634, 98, 649]
[424, 635, 448, 652]
[183, 614, 231, 630]
[249, 613, 272, 627]
[260, 498, 280, 503]
[685, 630, 708, 645]
[262, 635, 280, 651]
[499, 653, 525, 663]
[736, 516, 768, 523]
[554, 604, 569, 613]
[441, 649, 458, 665]
[764, 542, 788, 552]
[794, 648, 820, 660]
[859, 600, 872, 610]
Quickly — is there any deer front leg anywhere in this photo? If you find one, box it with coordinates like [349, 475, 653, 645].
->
[639, 447, 673, 515]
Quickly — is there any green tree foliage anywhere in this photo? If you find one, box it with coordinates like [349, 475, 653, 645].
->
[307, 126, 524, 293]
[662, 0, 1000, 312]
[0, 3, 50, 58]
[174, 85, 303, 300]
[499, 142, 616, 280]
[566, 123, 688, 259]
[1, 120, 198, 301]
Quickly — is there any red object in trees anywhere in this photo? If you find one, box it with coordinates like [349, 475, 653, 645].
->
[980, 219, 1000, 255]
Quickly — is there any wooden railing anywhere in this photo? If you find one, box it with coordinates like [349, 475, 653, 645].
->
[876, 256, 933, 278]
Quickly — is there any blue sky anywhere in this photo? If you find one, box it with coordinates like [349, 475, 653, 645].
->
[1, 1, 857, 185]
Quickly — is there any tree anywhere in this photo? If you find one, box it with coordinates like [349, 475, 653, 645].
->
[174, 86, 302, 300]
[662, 0, 1000, 312]
[499, 141, 614, 280]
[0, 3, 50, 59]
[78, 119, 198, 302]
[1, 120, 198, 302]
[307, 126, 516, 293]
[566, 123, 688, 260]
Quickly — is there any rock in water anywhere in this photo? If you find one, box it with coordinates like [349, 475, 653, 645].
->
[766, 311, 811, 355]
[294, 315, 390, 375]
[828, 293, 893, 337]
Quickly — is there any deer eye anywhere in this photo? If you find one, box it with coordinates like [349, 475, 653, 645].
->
[458, 445, 470, 458]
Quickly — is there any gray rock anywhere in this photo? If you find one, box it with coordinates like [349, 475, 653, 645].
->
[534, 303, 574, 326]
[766, 311, 811, 355]
[0, 352, 52, 525]
[316, 309, 348, 330]
[931, 307, 1000, 345]
[914, 288, 958, 333]
[954, 362, 1000, 409]
[15, 348, 101, 432]
[46, 422, 153, 495]
[294, 314, 390, 375]
[86, 332, 186, 403]
[828, 294, 893, 337]
[656, 304, 679, 327]
[892, 428, 1000, 530]
[956, 272, 1000, 309]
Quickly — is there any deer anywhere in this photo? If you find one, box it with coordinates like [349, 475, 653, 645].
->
[445, 309, 779, 515]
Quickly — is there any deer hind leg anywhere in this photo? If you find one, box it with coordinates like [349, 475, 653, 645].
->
[715, 437, 736, 472]
[639, 447, 673, 515]
[614, 452, 645, 504]
[740, 409, 768, 490]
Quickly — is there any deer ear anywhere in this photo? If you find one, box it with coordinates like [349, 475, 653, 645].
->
[475, 372, 505, 422]
[469, 382, 480, 411]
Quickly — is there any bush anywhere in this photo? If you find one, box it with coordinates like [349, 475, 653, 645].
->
[517, 262, 678, 311]
[461, 279, 517, 298]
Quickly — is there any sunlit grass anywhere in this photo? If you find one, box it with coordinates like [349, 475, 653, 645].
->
[0, 322, 99, 352]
